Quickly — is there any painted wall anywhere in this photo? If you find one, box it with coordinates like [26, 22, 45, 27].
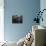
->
[0, 0, 4, 42]
[40, 0, 46, 26]
[4, 0, 40, 42]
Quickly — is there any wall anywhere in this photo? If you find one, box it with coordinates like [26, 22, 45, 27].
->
[4, 0, 40, 42]
[0, 0, 4, 42]
[40, 0, 46, 26]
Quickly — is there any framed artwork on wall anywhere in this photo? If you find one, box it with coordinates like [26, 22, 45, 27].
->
[12, 15, 23, 23]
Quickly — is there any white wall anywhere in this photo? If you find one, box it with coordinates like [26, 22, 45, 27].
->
[0, 0, 4, 42]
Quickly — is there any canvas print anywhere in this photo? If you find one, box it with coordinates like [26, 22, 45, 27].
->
[12, 15, 23, 23]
